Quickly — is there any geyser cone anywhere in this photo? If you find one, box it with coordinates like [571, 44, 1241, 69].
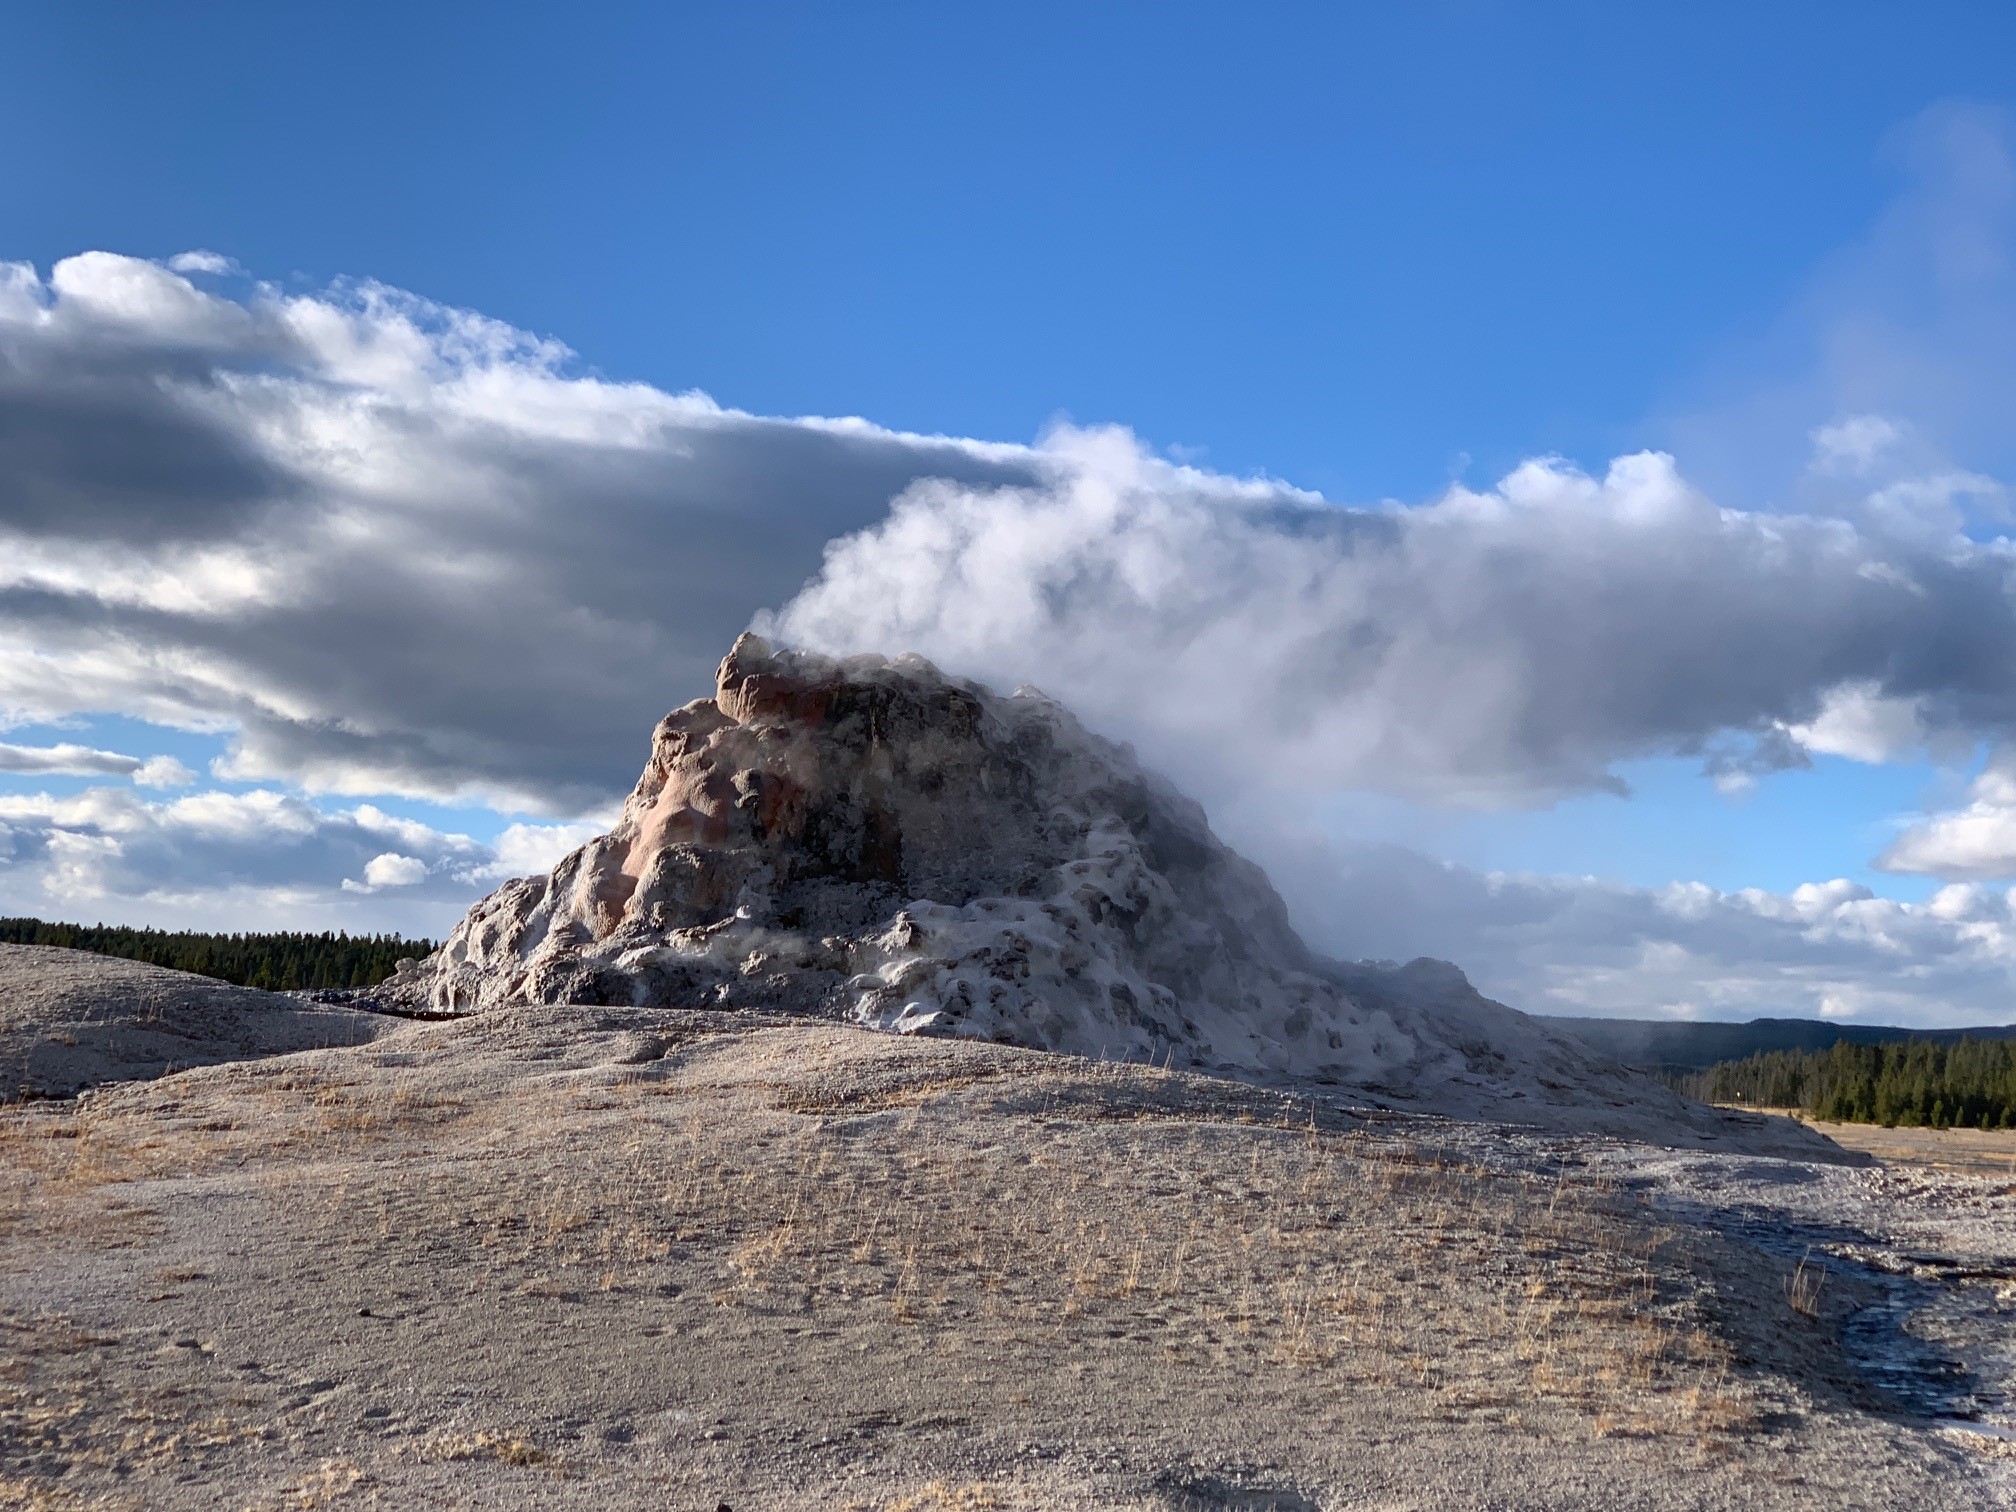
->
[398, 633, 1777, 1142]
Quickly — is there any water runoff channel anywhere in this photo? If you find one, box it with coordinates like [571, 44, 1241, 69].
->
[1630, 1158, 2016, 1441]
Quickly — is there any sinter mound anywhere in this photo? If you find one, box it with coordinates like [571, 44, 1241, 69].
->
[0, 943, 383, 1098]
[394, 635, 1833, 1149]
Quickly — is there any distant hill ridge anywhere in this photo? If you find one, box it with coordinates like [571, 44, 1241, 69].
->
[1541, 1014, 2016, 1072]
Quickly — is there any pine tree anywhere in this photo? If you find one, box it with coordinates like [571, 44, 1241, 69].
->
[1669, 1035, 2016, 1130]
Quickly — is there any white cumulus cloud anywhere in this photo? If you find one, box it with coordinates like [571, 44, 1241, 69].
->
[164, 250, 239, 276]
[0, 784, 494, 932]
[475, 820, 608, 881]
[1810, 415, 1905, 476]
[347, 852, 430, 891]
[1879, 753, 2016, 881]
[1782, 681, 1927, 764]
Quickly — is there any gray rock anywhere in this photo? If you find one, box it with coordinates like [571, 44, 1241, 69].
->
[399, 634, 1845, 1150]
[0, 945, 385, 1097]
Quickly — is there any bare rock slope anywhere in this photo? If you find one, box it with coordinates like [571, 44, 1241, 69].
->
[2, 1006, 1987, 1508]
[0, 943, 385, 1098]
[398, 635, 1829, 1149]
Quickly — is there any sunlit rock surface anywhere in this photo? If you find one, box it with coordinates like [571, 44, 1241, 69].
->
[397, 635, 1818, 1140]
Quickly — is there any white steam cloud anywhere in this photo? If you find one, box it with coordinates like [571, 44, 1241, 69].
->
[763, 429, 2016, 810]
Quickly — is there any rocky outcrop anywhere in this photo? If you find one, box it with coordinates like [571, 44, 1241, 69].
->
[396, 635, 1828, 1143]
[404, 635, 1423, 1070]
[403, 634, 1419, 1074]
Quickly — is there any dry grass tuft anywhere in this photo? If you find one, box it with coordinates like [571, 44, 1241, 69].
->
[0, 1474, 88, 1510]
[880, 1481, 1006, 1511]
[410, 1428, 558, 1468]
[1786, 1250, 1829, 1319]
[280, 1458, 367, 1507]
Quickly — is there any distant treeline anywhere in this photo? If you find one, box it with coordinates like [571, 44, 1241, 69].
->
[0, 918, 437, 991]
[1665, 1037, 2016, 1130]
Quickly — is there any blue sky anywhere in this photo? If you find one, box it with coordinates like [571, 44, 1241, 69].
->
[9, 1, 2015, 496]
[5, 4, 2016, 1023]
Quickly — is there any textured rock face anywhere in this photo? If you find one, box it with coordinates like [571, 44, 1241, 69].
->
[399, 636, 1646, 1107]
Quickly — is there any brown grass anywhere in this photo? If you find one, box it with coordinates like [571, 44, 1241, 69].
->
[0, 1021, 1787, 1504]
[410, 1429, 558, 1469]
[880, 1482, 1006, 1511]
[288, 1074, 1765, 1447]
[1787, 1250, 1829, 1319]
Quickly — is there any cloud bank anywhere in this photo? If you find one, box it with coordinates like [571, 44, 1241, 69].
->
[10, 250, 2016, 825]
[1286, 840, 2016, 1028]
[7, 211, 2016, 1019]
[0, 252, 1037, 813]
